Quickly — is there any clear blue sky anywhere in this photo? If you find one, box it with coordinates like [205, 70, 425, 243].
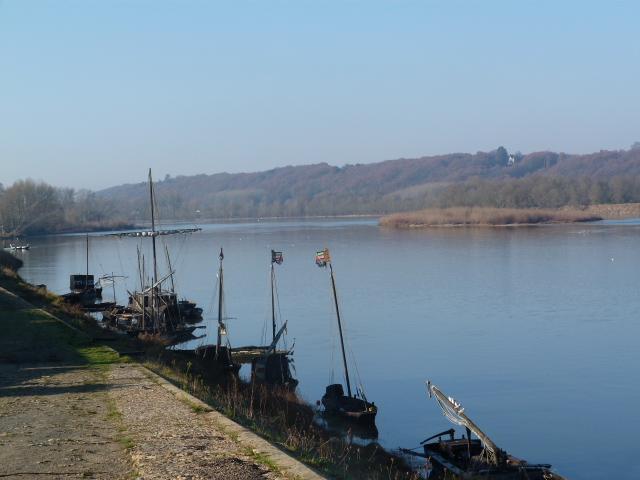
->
[1, 1, 638, 190]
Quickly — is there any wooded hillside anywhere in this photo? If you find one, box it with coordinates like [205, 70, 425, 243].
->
[4, 146, 640, 235]
[96, 146, 640, 220]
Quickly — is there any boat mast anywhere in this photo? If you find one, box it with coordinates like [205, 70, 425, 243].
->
[427, 381, 506, 465]
[138, 249, 146, 330]
[148, 169, 159, 331]
[216, 248, 224, 352]
[271, 261, 276, 342]
[164, 244, 175, 293]
[85, 233, 89, 289]
[329, 263, 352, 398]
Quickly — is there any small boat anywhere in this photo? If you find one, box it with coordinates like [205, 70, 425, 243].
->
[317, 248, 377, 426]
[400, 381, 565, 480]
[251, 249, 298, 388]
[9, 239, 30, 250]
[65, 234, 102, 304]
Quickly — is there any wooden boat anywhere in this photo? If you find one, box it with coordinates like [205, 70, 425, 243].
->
[400, 381, 565, 480]
[63, 234, 102, 305]
[189, 248, 240, 373]
[317, 248, 377, 426]
[9, 238, 30, 250]
[251, 249, 298, 388]
[104, 170, 201, 340]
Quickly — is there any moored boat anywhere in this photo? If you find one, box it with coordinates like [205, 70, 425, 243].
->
[251, 249, 297, 388]
[316, 248, 377, 426]
[180, 248, 240, 373]
[9, 238, 30, 250]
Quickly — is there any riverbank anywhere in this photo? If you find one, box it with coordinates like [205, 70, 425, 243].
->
[0, 221, 137, 240]
[0, 263, 418, 479]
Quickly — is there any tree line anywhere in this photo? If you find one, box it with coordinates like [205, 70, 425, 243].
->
[427, 175, 640, 209]
[4, 156, 640, 235]
[0, 179, 129, 237]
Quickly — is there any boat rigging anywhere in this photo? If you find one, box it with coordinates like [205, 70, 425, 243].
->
[317, 248, 377, 426]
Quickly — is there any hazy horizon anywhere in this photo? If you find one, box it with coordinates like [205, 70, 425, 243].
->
[1, 1, 639, 190]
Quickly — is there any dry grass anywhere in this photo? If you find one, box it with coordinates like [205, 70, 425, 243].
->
[573, 202, 640, 219]
[380, 207, 602, 228]
[145, 356, 418, 480]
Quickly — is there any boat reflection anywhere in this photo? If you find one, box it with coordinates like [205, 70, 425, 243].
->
[314, 412, 379, 443]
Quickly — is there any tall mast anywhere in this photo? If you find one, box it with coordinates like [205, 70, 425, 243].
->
[85, 233, 89, 286]
[271, 262, 276, 342]
[216, 248, 224, 351]
[148, 169, 159, 286]
[148, 169, 159, 331]
[329, 263, 352, 398]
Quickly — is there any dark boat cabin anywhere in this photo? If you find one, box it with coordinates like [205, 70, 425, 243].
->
[70, 274, 95, 292]
[129, 291, 178, 310]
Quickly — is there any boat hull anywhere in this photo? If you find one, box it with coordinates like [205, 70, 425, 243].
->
[251, 353, 298, 388]
[321, 384, 377, 425]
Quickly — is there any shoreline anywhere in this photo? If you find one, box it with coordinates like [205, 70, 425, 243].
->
[0, 262, 418, 479]
[7, 203, 640, 237]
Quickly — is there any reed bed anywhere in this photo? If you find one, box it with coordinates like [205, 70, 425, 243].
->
[380, 207, 602, 228]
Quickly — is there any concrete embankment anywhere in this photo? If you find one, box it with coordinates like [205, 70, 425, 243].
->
[0, 284, 324, 480]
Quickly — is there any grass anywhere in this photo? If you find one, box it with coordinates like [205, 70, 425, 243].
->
[380, 206, 602, 228]
[106, 396, 135, 451]
[244, 448, 282, 475]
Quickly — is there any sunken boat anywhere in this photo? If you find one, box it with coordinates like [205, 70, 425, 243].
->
[401, 381, 565, 480]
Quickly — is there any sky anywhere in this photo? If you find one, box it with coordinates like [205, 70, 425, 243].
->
[1, 0, 639, 190]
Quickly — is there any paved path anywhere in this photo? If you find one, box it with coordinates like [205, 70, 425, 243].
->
[0, 363, 132, 479]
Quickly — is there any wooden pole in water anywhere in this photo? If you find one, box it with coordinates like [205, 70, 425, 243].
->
[329, 263, 352, 398]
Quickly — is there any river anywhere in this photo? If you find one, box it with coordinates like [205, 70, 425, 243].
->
[15, 217, 640, 480]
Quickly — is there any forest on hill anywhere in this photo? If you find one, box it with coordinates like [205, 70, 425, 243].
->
[2, 144, 640, 235]
[96, 145, 640, 220]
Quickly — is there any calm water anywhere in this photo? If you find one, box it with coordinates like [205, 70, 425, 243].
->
[14, 218, 640, 480]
